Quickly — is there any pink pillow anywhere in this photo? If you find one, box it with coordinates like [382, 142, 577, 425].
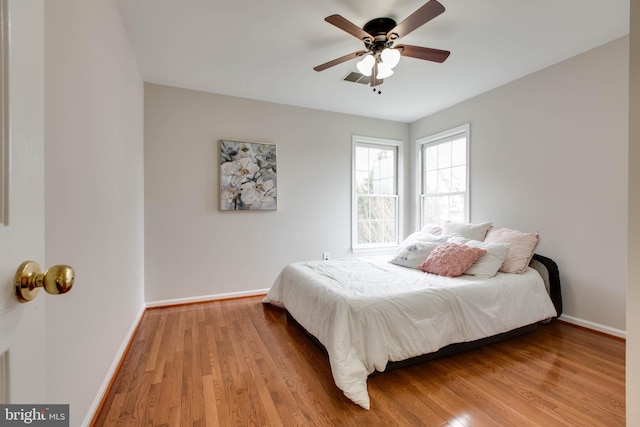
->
[418, 242, 487, 277]
[484, 227, 539, 274]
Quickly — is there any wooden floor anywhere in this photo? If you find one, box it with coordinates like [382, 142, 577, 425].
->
[92, 296, 625, 427]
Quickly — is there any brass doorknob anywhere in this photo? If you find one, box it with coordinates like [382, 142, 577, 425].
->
[15, 261, 75, 302]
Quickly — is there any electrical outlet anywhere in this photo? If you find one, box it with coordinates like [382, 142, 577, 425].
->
[323, 252, 330, 260]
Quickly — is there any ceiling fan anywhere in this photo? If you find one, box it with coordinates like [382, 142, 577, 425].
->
[313, 0, 450, 89]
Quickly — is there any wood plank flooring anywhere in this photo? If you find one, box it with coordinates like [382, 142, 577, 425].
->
[91, 296, 625, 426]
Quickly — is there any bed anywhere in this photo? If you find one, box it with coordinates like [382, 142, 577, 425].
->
[263, 226, 562, 410]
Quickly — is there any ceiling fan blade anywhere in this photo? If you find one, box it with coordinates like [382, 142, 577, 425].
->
[325, 14, 374, 41]
[396, 44, 450, 63]
[387, 0, 445, 41]
[313, 50, 368, 72]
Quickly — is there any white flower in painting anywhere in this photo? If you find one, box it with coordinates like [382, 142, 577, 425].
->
[240, 178, 276, 209]
[235, 143, 254, 158]
[221, 158, 259, 187]
[221, 186, 240, 210]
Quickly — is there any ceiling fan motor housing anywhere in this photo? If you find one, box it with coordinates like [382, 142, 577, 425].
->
[363, 17, 396, 36]
[363, 17, 398, 51]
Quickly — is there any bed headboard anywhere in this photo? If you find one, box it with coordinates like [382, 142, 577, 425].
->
[530, 253, 562, 317]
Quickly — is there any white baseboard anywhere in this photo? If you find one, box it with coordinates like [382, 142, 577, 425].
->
[145, 288, 270, 308]
[80, 305, 146, 427]
[559, 314, 626, 339]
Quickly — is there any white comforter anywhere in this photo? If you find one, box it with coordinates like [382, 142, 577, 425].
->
[263, 257, 557, 409]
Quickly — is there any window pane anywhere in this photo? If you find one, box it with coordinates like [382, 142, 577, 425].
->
[371, 196, 395, 220]
[425, 145, 438, 171]
[355, 171, 371, 194]
[424, 195, 465, 225]
[437, 141, 452, 168]
[370, 221, 386, 244]
[423, 195, 451, 225]
[425, 170, 438, 193]
[437, 169, 452, 193]
[374, 177, 394, 195]
[357, 146, 396, 195]
[451, 165, 466, 192]
[357, 195, 370, 220]
[356, 195, 397, 245]
[372, 219, 396, 243]
[376, 150, 392, 172]
[423, 195, 438, 224]
[370, 196, 396, 243]
[451, 137, 466, 166]
[450, 194, 465, 222]
[368, 148, 380, 169]
[357, 219, 372, 245]
[355, 146, 370, 171]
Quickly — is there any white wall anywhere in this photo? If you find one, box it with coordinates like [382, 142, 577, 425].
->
[410, 38, 629, 334]
[44, 0, 145, 424]
[144, 84, 408, 303]
[145, 38, 629, 333]
[628, 1, 639, 423]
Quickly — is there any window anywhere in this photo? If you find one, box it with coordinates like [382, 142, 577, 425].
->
[418, 124, 469, 227]
[352, 136, 400, 250]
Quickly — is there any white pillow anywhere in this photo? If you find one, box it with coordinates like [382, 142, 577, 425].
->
[442, 221, 492, 241]
[402, 231, 425, 243]
[389, 240, 442, 269]
[449, 236, 511, 278]
[402, 231, 446, 245]
[420, 223, 443, 236]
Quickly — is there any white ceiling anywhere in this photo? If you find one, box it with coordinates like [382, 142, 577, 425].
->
[114, 0, 630, 123]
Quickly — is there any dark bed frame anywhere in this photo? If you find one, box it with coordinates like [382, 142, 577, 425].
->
[287, 253, 563, 373]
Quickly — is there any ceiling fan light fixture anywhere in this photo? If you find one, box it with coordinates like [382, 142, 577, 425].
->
[381, 48, 401, 69]
[356, 54, 375, 76]
[376, 63, 394, 79]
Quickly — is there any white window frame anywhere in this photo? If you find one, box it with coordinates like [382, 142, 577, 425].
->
[352, 135, 402, 252]
[417, 124, 470, 228]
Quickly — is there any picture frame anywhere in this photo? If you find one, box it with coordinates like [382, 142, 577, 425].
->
[219, 140, 277, 211]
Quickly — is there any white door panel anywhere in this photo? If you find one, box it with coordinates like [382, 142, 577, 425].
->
[0, 0, 45, 403]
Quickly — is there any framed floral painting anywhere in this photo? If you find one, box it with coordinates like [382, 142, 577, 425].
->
[220, 140, 277, 210]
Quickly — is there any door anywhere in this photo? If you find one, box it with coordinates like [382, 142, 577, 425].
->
[0, 0, 46, 403]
